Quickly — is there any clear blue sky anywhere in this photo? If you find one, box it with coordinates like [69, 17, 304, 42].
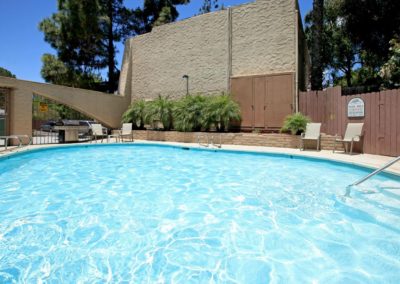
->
[0, 0, 312, 82]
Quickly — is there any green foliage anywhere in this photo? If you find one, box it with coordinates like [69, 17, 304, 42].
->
[281, 113, 311, 135]
[39, 0, 190, 91]
[380, 39, 400, 89]
[202, 93, 241, 132]
[306, 0, 400, 89]
[122, 93, 241, 132]
[41, 54, 102, 89]
[198, 0, 220, 14]
[145, 95, 174, 130]
[0, 67, 16, 78]
[122, 99, 147, 129]
[173, 95, 207, 132]
[342, 0, 400, 69]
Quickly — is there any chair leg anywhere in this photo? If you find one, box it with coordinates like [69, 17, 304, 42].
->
[350, 141, 353, 155]
[333, 140, 336, 153]
[317, 138, 320, 151]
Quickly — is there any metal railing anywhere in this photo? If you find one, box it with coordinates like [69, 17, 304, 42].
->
[32, 129, 59, 145]
[351, 156, 400, 186]
[196, 133, 222, 148]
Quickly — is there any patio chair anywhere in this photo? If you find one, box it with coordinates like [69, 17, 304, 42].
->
[107, 123, 134, 143]
[300, 123, 321, 151]
[0, 135, 32, 150]
[119, 123, 134, 142]
[90, 124, 106, 143]
[333, 123, 364, 155]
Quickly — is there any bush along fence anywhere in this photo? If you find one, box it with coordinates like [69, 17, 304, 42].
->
[299, 86, 400, 157]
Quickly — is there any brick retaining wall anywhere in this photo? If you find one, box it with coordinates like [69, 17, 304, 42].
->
[132, 131, 346, 151]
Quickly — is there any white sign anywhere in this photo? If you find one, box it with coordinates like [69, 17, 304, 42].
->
[348, 98, 365, 118]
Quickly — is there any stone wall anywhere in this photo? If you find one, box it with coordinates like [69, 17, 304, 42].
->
[120, 0, 300, 101]
[132, 130, 345, 151]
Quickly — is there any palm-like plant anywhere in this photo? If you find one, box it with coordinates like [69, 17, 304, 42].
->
[203, 93, 241, 131]
[280, 112, 311, 135]
[173, 95, 207, 132]
[122, 99, 147, 129]
[145, 95, 174, 130]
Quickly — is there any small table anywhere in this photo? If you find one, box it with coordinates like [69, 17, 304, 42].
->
[107, 130, 121, 143]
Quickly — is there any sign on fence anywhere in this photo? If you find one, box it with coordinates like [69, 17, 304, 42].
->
[39, 102, 48, 113]
[347, 98, 364, 118]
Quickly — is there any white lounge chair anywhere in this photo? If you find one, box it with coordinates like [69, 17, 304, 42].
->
[333, 123, 364, 155]
[300, 123, 321, 151]
[90, 124, 106, 143]
[0, 135, 32, 150]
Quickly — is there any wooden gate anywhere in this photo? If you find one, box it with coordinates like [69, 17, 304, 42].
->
[231, 73, 294, 131]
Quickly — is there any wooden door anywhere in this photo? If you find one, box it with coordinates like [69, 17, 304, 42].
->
[265, 74, 294, 128]
[231, 77, 253, 129]
[254, 77, 266, 128]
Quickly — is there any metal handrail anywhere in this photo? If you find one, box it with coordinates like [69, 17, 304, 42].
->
[210, 134, 222, 148]
[351, 156, 400, 186]
[197, 134, 209, 147]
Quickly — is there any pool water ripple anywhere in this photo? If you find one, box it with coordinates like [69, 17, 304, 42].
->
[0, 145, 400, 283]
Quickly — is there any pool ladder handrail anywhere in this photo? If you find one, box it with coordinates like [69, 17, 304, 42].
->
[351, 156, 400, 186]
[209, 134, 222, 148]
[196, 133, 222, 148]
[197, 133, 209, 147]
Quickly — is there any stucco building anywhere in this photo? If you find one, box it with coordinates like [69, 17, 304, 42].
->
[119, 0, 309, 130]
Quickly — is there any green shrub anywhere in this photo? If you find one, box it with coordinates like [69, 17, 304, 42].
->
[122, 99, 147, 129]
[145, 95, 174, 130]
[280, 112, 311, 135]
[203, 93, 241, 132]
[173, 95, 207, 132]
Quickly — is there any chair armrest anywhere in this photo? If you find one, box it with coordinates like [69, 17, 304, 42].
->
[352, 135, 361, 142]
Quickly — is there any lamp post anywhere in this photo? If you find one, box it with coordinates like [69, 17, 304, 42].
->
[182, 75, 189, 96]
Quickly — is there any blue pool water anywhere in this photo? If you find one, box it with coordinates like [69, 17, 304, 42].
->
[0, 144, 400, 283]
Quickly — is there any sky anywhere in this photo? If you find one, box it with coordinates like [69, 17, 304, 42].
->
[0, 0, 312, 83]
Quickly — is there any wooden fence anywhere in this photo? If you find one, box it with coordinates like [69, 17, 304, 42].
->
[299, 87, 400, 157]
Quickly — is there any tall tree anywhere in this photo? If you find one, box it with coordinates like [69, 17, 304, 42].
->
[0, 67, 16, 78]
[40, 0, 190, 92]
[40, 0, 108, 89]
[341, 0, 400, 70]
[310, 0, 324, 90]
[121, 0, 190, 36]
[99, 0, 125, 92]
[198, 0, 219, 14]
[324, 0, 359, 86]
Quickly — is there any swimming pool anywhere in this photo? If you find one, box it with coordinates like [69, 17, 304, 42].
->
[0, 144, 399, 283]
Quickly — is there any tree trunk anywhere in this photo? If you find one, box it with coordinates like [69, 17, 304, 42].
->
[107, 0, 116, 93]
[311, 0, 324, 90]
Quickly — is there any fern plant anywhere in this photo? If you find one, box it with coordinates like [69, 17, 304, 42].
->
[203, 93, 241, 131]
[122, 99, 147, 129]
[173, 95, 207, 132]
[145, 95, 174, 130]
[280, 112, 311, 135]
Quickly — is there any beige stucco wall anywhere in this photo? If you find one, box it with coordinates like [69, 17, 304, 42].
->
[231, 0, 296, 76]
[0, 76, 131, 137]
[120, 0, 300, 102]
[122, 10, 230, 100]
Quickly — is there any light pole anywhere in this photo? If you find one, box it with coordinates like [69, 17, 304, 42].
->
[182, 75, 189, 96]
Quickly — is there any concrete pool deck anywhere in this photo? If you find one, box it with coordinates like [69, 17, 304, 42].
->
[1, 139, 400, 176]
